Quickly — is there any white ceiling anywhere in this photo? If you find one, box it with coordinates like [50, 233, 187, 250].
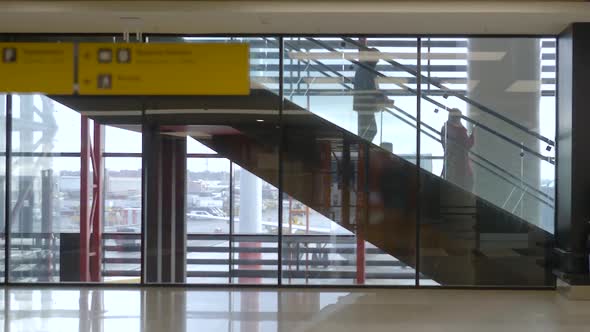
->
[0, 1, 589, 35]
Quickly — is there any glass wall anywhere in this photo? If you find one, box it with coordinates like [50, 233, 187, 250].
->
[418, 38, 555, 231]
[6, 93, 142, 283]
[279, 36, 554, 286]
[142, 36, 280, 285]
[9, 95, 80, 282]
[1, 34, 131, 284]
[281, 37, 420, 285]
[103, 125, 142, 283]
[232, 164, 279, 285]
[418, 38, 555, 286]
[186, 153, 230, 284]
[0, 35, 556, 287]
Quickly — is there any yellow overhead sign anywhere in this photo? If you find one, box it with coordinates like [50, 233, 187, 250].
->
[0, 43, 74, 94]
[77, 43, 250, 95]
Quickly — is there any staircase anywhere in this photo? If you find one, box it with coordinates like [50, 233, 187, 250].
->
[193, 92, 552, 286]
[50, 37, 555, 286]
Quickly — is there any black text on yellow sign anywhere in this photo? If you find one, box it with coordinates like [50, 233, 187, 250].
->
[0, 43, 74, 94]
[78, 43, 250, 95]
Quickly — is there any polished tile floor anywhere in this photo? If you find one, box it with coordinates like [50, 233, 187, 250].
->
[0, 287, 588, 332]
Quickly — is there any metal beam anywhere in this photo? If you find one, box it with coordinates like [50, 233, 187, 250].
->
[90, 122, 104, 282]
[80, 116, 90, 281]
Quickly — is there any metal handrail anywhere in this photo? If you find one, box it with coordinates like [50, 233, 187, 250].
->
[287, 62, 312, 99]
[278, 40, 554, 208]
[340, 37, 555, 147]
[305, 37, 553, 164]
[384, 107, 554, 208]
[384, 108, 553, 207]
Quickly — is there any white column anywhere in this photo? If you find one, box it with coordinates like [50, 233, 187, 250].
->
[467, 38, 541, 225]
[239, 169, 262, 234]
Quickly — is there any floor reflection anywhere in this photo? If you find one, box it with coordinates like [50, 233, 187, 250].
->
[0, 287, 353, 332]
[0, 287, 589, 332]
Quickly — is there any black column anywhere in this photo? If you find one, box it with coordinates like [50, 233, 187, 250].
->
[172, 137, 187, 281]
[40, 169, 53, 281]
[555, 23, 590, 279]
[143, 123, 159, 283]
[143, 125, 187, 284]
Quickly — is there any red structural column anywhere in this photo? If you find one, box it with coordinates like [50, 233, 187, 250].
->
[356, 232, 366, 284]
[341, 141, 351, 228]
[90, 122, 103, 281]
[80, 117, 103, 282]
[356, 144, 366, 285]
[239, 242, 262, 284]
[80, 116, 91, 281]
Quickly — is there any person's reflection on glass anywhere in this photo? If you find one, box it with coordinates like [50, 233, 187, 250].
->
[353, 40, 383, 143]
[441, 108, 475, 191]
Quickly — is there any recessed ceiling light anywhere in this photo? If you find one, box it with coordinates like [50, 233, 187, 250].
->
[256, 119, 264, 122]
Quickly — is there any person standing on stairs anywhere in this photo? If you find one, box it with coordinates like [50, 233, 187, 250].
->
[441, 108, 476, 192]
[353, 40, 390, 143]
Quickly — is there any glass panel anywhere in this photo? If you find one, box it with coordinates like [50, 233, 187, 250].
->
[419, 37, 555, 232]
[142, 37, 280, 285]
[187, 157, 230, 284]
[231, 164, 278, 285]
[281, 37, 419, 285]
[105, 125, 142, 153]
[187, 136, 217, 154]
[419, 38, 554, 286]
[11, 95, 80, 153]
[103, 156, 142, 282]
[10, 155, 80, 282]
[9, 95, 81, 282]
